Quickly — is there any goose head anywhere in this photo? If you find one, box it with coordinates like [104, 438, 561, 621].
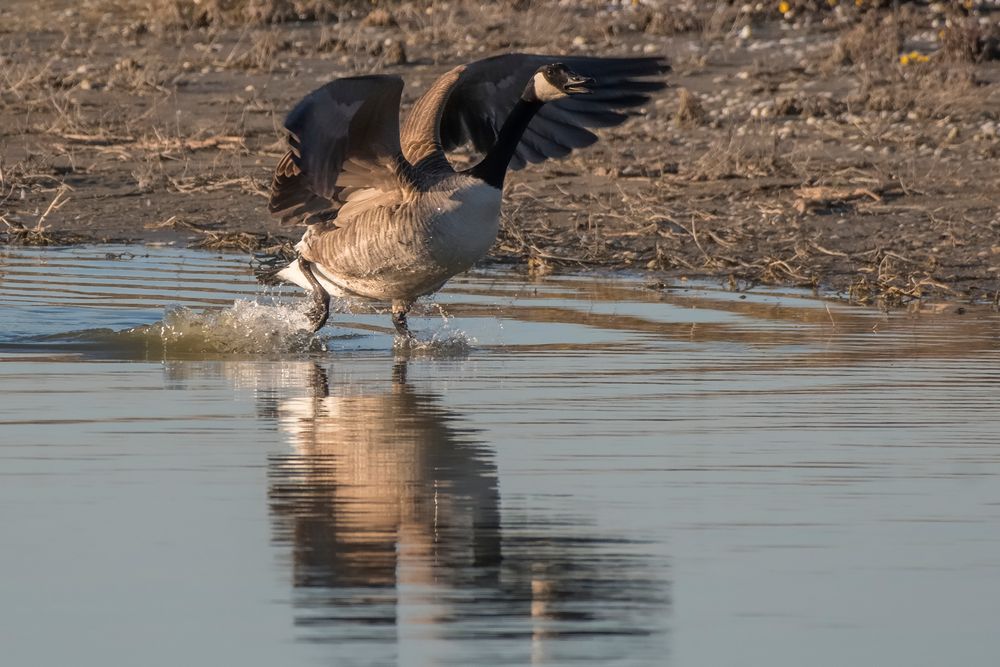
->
[524, 63, 594, 103]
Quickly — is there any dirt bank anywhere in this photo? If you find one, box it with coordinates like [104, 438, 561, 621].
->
[2, 1, 999, 306]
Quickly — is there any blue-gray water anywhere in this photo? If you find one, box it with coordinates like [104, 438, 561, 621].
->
[1, 246, 999, 666]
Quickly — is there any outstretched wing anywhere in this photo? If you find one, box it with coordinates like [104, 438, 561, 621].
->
[269, 75, 408, 224]
[438, 54, 669, 170]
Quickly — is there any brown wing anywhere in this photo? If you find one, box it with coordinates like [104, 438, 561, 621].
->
[268, 75, 410, 225]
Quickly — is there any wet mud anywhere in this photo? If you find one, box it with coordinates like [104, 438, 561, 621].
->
[2, 1, 999, 306]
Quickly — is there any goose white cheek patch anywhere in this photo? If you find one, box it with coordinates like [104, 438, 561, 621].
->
[532, 72, 568, 102]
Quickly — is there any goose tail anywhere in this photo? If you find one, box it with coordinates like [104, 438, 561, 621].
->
[252, 251, 296, 286]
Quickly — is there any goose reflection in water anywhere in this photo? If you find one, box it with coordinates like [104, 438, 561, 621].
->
[262, 360, 669, 664]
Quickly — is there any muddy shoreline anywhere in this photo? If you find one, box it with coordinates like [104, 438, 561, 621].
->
[2, 1, 999, 307]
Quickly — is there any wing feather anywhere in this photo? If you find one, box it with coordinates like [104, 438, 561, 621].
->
[268, 75, 408, 225]
[518, 126, 572, 164]
[527, 114, 599, 150]
[440, 53, 669, 169]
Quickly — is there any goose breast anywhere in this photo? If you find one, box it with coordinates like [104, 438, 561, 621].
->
[302, 175, 502, 301]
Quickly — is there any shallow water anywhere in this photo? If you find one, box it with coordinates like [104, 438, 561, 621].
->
[2, 246, 999, 667]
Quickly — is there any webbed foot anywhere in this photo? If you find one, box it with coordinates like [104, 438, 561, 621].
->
[391, 300, 413, 338]
[391, 311, 411, 337]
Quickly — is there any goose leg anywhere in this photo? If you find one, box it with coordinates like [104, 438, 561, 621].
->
[391, 300, 412, 338]
[391, 359, 408, 385]
[308, 362, 330, 399]
[298, 257, 330, 333]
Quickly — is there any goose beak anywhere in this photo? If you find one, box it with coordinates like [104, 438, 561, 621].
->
[563, 72, 594, 95]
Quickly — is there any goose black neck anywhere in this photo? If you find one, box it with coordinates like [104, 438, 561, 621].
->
[469, 97, 544, 189]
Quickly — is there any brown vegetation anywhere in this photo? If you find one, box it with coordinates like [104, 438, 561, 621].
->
[1, 0, 999, 307]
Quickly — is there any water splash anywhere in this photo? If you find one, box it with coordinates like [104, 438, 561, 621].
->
[17, 299, 331, 359]
[10, 292, 480, 359]
[145, 299, 329, 355]
[392, 325, 476, 357]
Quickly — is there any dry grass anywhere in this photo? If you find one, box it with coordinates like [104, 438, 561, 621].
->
[190, 229, 292, 253]
[144, 0, 343, 30]
[0, 180, 91, 245]
[826, 12, 903, 72]
[848, 249, 956, 307]
[1, 217, 89, 246]
[688, 124, 783, 181]
[2, 0, 997, 306]
[939, 16, 1000, 64]
[674, 88, 708, 127]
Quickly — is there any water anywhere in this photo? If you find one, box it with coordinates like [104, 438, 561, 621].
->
[1, 246, 999, 667]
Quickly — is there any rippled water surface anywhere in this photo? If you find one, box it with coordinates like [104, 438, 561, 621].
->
[2, 246, 999, 667]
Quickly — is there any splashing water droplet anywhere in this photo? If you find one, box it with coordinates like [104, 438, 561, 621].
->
[133, 298, 330, 355]
[392, 326, 476, 357]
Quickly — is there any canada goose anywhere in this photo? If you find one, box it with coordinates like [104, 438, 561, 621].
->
[270, 361, 501, 591]
[266, 53, 669, 335]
